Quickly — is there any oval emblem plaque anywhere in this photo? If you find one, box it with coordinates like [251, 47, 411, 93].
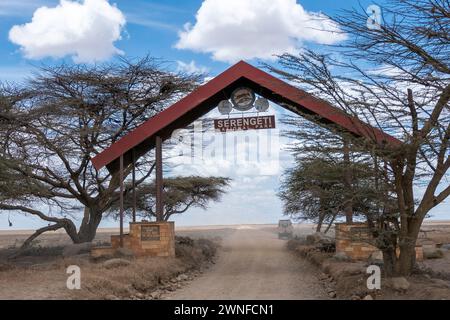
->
[255, 97, 269, 112]
[218, 100, 233, 114]
[230, 87, 255, 111]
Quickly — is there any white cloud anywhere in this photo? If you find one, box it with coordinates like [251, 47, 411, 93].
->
[8, 0, 126, 63]
[125, 13, 178, 32]
[176, 60, 209, 74]
[175, 0, 347, 63]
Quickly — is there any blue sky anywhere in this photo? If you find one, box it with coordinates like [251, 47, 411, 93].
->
[0, 0, 448, 230]
[0, 0, 378, 80]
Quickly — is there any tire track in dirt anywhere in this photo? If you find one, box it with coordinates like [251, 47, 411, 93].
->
[164, 227, 328, 300]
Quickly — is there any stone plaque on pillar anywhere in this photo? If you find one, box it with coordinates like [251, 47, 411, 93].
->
[349, 226, 371, 241]
[141, 225, 161, 241]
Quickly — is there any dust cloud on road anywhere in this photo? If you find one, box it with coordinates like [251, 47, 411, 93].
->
[165, 226, 328, 300]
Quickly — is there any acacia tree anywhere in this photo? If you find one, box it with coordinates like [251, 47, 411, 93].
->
[108, 176, 231, 222]
[0, 57, 199, 245]
[278, 125, 394, 234]
[279, 158, 345, 233]
[280, 117, 360, 226]
[269, 0, 449, 275]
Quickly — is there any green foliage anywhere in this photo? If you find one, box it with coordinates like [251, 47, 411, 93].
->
[0, 57, 199, 243]
[108, 176, 231, 221]
[279, 156, 390, 222]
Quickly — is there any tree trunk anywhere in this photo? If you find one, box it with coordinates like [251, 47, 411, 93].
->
[396, 235, 417, 276]
[21, 224, 64, 249]
[382, 248, 397, 277]
[8, 223, 66, 258]
[316, 209, 325, 232]
[69, 207, 103, 243]
[396, 248, 415, 276]
[316, 221, 322, 233]
[324, 212, 337, 234]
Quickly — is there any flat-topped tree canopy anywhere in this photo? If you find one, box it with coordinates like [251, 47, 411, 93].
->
[92, 60, 401, 174]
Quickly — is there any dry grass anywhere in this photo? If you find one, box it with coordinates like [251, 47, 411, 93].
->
[72, 237, 219, 299]
[0, 235, 219, 300]
[287, 239, 450, 300]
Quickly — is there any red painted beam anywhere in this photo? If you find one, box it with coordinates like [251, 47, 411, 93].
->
[92, 61, 401, 171]
[92, 61, 247, 170]
[240, 63, 401, 147]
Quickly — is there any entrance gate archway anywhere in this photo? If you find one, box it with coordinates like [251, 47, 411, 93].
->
[91, 60, 400, 252]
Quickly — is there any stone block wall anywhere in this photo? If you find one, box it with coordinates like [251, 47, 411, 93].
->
[335, 223, 423, 261]
[335, 223, 378, 260]
[111, 221, 175, 257]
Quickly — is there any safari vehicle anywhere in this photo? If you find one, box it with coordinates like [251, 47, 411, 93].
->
[278, 220, 294, 239]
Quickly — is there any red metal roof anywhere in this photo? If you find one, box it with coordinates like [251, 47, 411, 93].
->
[92, 60, 401, 173]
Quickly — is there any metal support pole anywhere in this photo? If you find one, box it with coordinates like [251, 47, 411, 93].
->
[119, 154, 124, 247]
[155, 136, 163, 221]
[132, 148, 136, 223]
[343, 138, 353, 224]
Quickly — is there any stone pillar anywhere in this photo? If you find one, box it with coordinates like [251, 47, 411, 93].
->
[335, 223, 424, 261]
[111, 221, 175, 257]
[335, 223, 378, 260]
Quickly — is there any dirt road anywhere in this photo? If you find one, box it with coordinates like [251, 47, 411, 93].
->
[165, 226, 328, 300]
